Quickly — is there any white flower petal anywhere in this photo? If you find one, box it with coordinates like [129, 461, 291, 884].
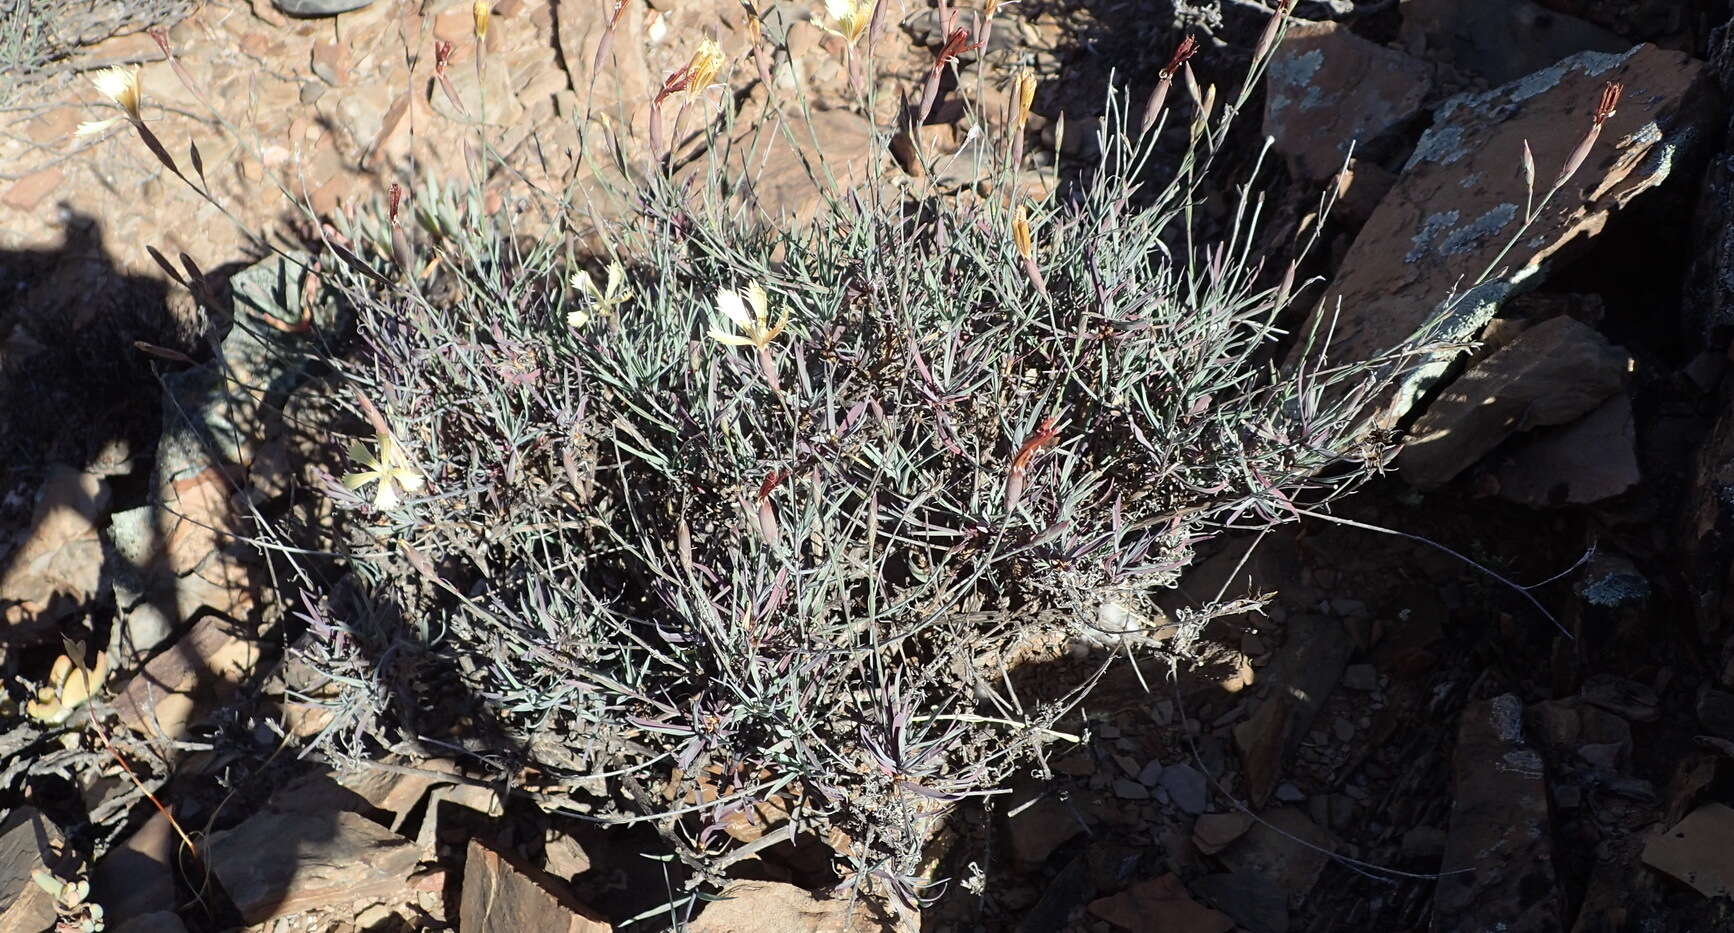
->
[746, 281, 770, 326]
[716, 288, 751, 327]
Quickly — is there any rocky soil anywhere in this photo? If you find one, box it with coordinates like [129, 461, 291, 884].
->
[6, 0, 1734, 931]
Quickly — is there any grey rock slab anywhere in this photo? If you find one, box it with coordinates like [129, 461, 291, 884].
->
[1160, 764, 1209, 815]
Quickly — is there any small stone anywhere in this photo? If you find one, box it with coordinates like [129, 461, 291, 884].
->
[1342, 664, 1379, 692]
[1161, 764, 1209, 815]
[1138, 760, 1165, 787]
[274, 0, 376, 16]
[1695, 688, 1734, 740]
[1192, 812, 1254, 855]
[1153, 699, 1175, 726]
[1332, 717, 1356, 742]
[1114, 779, 1150, 801]
[1113, 753, 1142, 778]
[1275, 783, 1306, 803]
[3, 166, 63, 212]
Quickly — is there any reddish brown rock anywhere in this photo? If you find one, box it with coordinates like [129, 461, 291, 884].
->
[1264, 21, 1432, 181]
[461, 838, 611, 932]
[1435, 694, 1561, 933]
[0, 466, 109, 641]
[1398, 315, 1627, 489]
[1301, 45, 1710, 428]
[112, 615, 263, 742]
[1642, 803, 1734, 898]
[1088, 873, 1233, 933]
[0, 808, 70, 933]
[206, 808, 419, 924]
[2, 167, 63, 212]
[687, 880, 913, 932]
[1488, 391, 1639, 505]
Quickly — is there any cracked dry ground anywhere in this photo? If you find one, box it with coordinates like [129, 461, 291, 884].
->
[8, 0, 1734, 931]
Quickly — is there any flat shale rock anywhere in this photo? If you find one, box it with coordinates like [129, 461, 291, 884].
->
[1301, 45, 1710, 429]
[1399, 315, 1627, 489]
[206, 807, 419, 924]
[461, 838, 611, 932]
[1434, 694, 1561, 933]
[1641, 803, 1734, 899]
[1264, 21, 1432, 180]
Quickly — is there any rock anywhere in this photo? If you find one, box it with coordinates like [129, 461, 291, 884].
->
[1274, 782, 1306, 803]
[274, 0, 376, 16]
[689, 879, 912, 932]
[206, 807, 419, 923]
[1138, 759, 1165, 786]
[1113, 778, 1150, 800]
[1580, 673, 1659, 722]
[1218, 807, 1337, 897]
[2, 167, 63, 212]
[1232, 615, 1352, 805]
[543, 830, 593, 879]
[1401, 825, 1447, 861]
[1434, 694, 1561, 933]
[1007, 786, 1085, 864]
[1488, 391, 1639, 505]
[1299, 45, 1710, 429]
[1532, 0, 1693, 44]
[1192, 812, 1254, 855]
[1010, 803, 1085, 879]
[1641, 803, 1734, 898]
[1331, 717, 1356, 742]
[1087, 873, 1233, 933]
[1264, 21, 1432, 181]
[1697, 688, 1734, 740]
[1574, 553, 1651, 610]
[92, 810, 178, 918]
[1016, 854, 1091, 933]
[1192, 871, 1290, 933]
[1399, 315, 1627, 489]
[1341, 663, 1379, 691]
[1160, 764, 1210, 815]
[461, 838, 611, 932]
[710, 109, 882, 227]
[112, 615, 263, 744]
[0, 807, 71, 933]
[0, 466, 110, 640]
[1400, 0, 1628, 86]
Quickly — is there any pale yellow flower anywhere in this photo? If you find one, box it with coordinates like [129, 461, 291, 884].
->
[25, 653, 108, 725]
[89, 65, 142, 122]
[709, 281, 788, 349]
[1011, 207, 1034, 259]
[473, 0, 492, 38]
[822, 0, 875, 45]
[1012, 69, 1037, 128]
[687, 38, 726, 95]
[568, 261, 631, 327]
[342, 430, 425, 510]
